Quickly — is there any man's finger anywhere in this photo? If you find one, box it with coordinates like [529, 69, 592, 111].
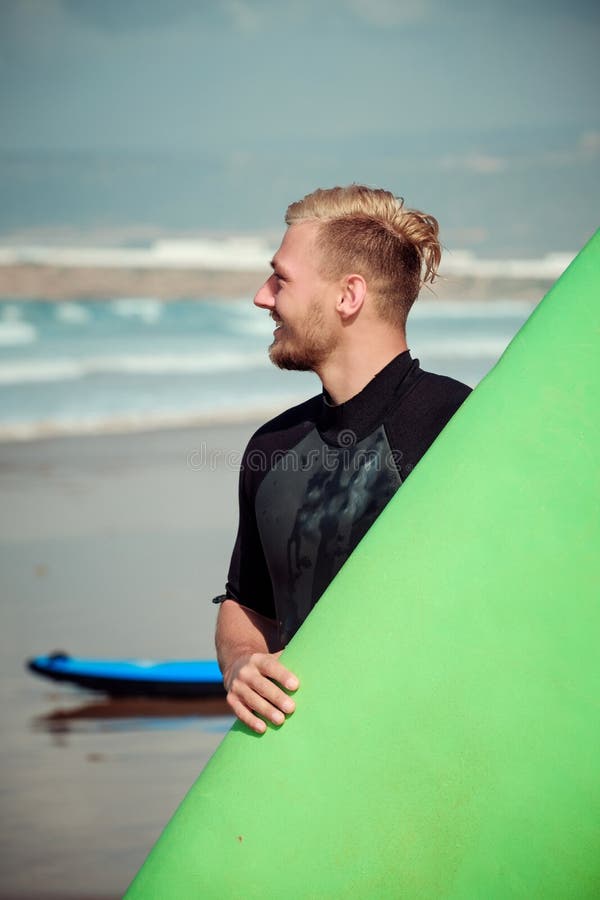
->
[256, 654, 300, 692]
[231, 679, 289, 724]
[243, 670, 296, 715]
[226, 693, 267, 734]
[227, 682, 287, 729]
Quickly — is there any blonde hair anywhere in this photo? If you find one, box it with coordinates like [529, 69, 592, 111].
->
[285, 185, 441, 328]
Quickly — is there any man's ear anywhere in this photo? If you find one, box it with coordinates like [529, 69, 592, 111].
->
[336, 274, 367, 320]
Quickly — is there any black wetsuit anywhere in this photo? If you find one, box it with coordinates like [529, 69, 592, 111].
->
[223, 351, 471, 644]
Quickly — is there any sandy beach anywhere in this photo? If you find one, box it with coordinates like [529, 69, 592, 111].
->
[0, 422, 259, 898]
[0, 263, 555, 302]
[0, 265, 265, 302]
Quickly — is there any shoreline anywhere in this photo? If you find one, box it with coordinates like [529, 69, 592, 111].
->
[0, 264, 554, 301]
[0, 404, 289, 446]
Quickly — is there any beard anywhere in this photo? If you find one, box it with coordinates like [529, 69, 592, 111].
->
[268, 297, 336, 372]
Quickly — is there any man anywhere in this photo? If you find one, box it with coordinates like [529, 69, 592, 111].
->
[215, 185, 471, 734]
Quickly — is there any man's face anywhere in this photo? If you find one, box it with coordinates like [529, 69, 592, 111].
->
[254, 222, 340, 372]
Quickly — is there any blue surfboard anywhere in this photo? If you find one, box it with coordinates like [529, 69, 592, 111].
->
[27, 652, 224, 698]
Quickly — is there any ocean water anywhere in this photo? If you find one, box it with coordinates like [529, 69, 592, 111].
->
[0, 296, 537, 441]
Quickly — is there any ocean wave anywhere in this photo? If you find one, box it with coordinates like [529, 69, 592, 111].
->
[411, 338, 514, 359]
[0, 236, 276, 271]
[0, 337, 515, 385]
[0, 239, 574, 278]
[228, 316, 273, 337]
[412, 299, 536, 318]
[441, 251, 573, 279]
[54, 302, 91, 324]
[0, 351, 270, 385]
[109, 298, 164, 323]
[0, 320, 37, 346]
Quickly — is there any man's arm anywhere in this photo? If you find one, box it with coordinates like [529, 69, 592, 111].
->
[216, 598, 299, 734]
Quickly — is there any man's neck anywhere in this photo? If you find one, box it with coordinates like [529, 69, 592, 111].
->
[317, 335, 409, 405]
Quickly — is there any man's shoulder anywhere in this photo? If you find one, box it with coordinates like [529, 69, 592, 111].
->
[387, 361, 471, 432]
[410, 367, 472, 409]
[384, 365, 472, 478]
[245, 394, 322, 453]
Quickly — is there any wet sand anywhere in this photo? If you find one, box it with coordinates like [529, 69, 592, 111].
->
[0, 422, 259, 898]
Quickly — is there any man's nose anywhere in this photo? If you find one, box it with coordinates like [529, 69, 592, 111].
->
[254, 277, 276, 309]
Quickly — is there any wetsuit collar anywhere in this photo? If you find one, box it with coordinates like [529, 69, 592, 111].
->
[318, 350, 417, 445]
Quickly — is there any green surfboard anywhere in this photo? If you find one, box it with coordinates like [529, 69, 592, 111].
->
[125, 231, 600, 898]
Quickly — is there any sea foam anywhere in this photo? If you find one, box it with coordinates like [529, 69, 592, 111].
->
[0, 351, 270, 386]
[0, 239, 575, 279]
[0, 320, 37, 346]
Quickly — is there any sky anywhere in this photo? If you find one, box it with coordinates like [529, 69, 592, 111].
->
[0, 0, 598, 255]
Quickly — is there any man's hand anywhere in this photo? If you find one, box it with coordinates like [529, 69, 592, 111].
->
[215, 598, 299, 734]
[223, 650, 299, 734]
